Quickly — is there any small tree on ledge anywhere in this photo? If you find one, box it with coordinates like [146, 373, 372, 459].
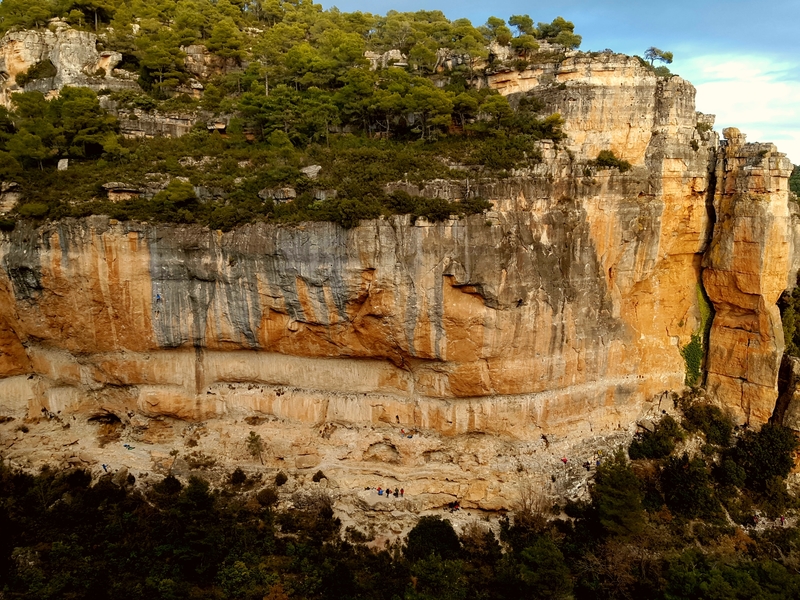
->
[644, 47, 673, 66]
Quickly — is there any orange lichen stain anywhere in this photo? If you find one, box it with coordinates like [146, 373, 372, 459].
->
[448, 362, 492, 397]
[442, 276, 486, 364]
[294, 277, 317, 324]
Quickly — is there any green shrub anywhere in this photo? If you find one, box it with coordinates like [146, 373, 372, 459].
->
[312, 470, 326, 482]
[15, 60, 57, 87]
[109, 90, 159, 112]
[714, 457, 746, 489]
[726, 423, 798, 492]
[681, 333, 706, 386]
[154, 474, 182, 495]
[790, 165, 800, 196]
[592, 150, 631, 172]
[629, 415, 684, 460]
[405, 516, 461, 562]
[229, 467, 247, 486]
[591, 448, 645, 538]
[762, 476, 793, 518]
[653, 65, 672, 77]
[661, 453, 722, 520]
[17, 202, 49, 218]
[661, 452, 722, 519]
[511, 536, 573, 598]
[779, 284, 800, 357]
[256, 486, 278, 507]
[274, 471, 288, 486]
[681, 284, 713, 385]
[682, 404, 733, 447]
[0, 151, 21, 179]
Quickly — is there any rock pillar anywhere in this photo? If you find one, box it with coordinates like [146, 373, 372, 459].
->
[703, 128, 794, 424]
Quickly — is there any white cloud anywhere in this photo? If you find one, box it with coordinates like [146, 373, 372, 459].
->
[679, 54, 800, 165]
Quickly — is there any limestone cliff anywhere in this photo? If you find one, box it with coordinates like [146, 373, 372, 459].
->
[703, 129, 795, 424]
[0, 51, 795, 512]
[0, 23, 137, 106]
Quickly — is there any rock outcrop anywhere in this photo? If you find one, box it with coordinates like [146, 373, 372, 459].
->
[703, 129, 794, 423]
[182, 44, 239, 78]
[0, 49, 795, 511]
[0, 25, 137, 107]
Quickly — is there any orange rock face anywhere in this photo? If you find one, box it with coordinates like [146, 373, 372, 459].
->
[703, 129, 795, 424]
[0, 56, 794, 451]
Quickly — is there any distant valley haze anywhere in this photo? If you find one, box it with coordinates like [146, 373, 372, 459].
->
[328, 0, 800, 163]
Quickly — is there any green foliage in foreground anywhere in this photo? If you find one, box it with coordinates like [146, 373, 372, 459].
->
[14, 59, 57, 87]
[629, 415, 684, 460]
[682, 404, 734, 447]
[2, 417, 800, 599]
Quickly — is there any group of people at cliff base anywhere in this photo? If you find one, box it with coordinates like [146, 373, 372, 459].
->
[375, 486, 403, 497]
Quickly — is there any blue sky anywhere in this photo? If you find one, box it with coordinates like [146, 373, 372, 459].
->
[325, 0, 800, 164]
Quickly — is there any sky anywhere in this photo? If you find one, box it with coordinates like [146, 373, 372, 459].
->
[324, 0, 800, 164]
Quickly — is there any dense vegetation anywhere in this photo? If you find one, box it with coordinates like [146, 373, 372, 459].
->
[2, 397, 800, 599]
[776, 167, 800, 354]
[780, 283, 800, 358]
[0, 1, 592, 230]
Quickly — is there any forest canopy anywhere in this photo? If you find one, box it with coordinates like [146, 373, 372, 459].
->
[0, 1, 589, 230]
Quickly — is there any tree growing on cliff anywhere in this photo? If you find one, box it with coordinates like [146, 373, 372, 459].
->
[246, 431, 264, 464]
[590, 448, 645, 538]
[63, 0, 117, 31]
[509, 14, 535, 36]
[405, 515, 462, 562]
[536, 17, 581, 49]
[481, 16, 513, 46]
[644, 46, 674, 66]
[725, 423, 798, 492]
[7, 130, 50, 169]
